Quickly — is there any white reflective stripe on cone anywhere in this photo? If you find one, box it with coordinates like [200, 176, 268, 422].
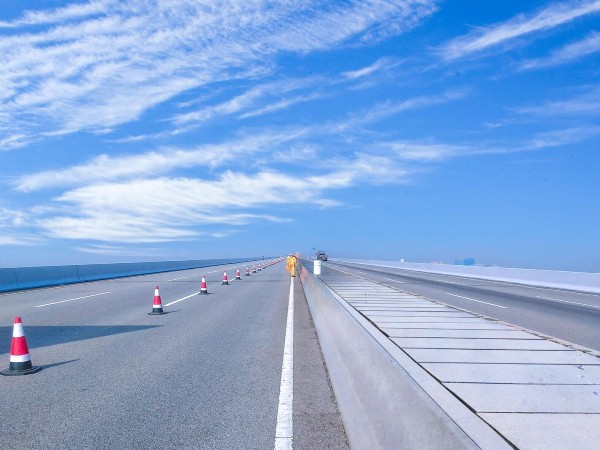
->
[9, 354, 31, 363]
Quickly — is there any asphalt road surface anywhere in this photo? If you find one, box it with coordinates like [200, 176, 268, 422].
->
[0, 262, 347, 449]
[329, 261, 600, 352]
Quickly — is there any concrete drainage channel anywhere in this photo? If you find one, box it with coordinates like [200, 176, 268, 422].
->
[300, 263, 600, 449]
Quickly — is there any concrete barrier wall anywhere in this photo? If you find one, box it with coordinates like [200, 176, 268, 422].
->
[332, 259, 600, 293]
[299, 264, 509, 450]
[0, 257, 262, 293]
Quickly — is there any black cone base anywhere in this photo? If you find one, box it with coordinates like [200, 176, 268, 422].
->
[1, 365, 42, 376]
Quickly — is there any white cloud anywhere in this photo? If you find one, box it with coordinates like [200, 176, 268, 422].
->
[438, 0, 600, 60]
[37, 171, 342, 242]
[521, 31, 600, 69]
[0, 0, 436, 143]
[330, 88, 468, 132]
[524, 125, 600, 148]
[390, 142, 470, 161]
[30, 148, 415, 243]
[512, 86, 600, 116]
[14, 87, 462, 193]
[342, 57, 398, 79]
[13, 130, 306, 191]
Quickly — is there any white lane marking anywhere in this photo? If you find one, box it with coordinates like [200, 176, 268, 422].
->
[437, 280, 466, 285]
[164, 292, 200, 307]
[535, 295, 600, 310]
[274, 277, 294, 450]
[166, 276, 190, 282]
[206, 270, 219, 274]
[445, 293, 507, 309]
[35, 292, 111, 308]
[357, 271, 368, 275]
[383, 278, 404, 283]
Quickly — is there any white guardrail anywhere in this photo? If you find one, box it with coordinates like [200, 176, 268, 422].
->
[330, 259, 600, 294]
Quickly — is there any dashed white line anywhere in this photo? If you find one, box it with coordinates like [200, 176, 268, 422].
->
[166, 276, 190, 282]
[445, 293, 507, 309]
[35, 292, 112, 308]
[535, 295, 600, 310]
[383, 278, 404, 283]
[274, 277, 294, 450]
[437, 280, 466, 285]
[164, 292, 200, 307]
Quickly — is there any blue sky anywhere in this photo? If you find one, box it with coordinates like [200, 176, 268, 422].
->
[1, 0, 599, 271]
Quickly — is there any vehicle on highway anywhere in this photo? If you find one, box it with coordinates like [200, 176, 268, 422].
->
[316, 250, 328, 261]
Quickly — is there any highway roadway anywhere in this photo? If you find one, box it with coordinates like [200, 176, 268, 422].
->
[329, 260, 600, 352]
[0, 261, 347, 449]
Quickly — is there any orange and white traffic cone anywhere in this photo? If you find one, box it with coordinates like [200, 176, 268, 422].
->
[1, 317, 42, 376]
[222, 271, 229, 285]
[245, 267, 250, 276]
[235, 269, 242, 280]
[148, 286, 166, 315]
[257, 264, 262, 271]
[200, 276, 208, 294]
[252, 266, 257, 273]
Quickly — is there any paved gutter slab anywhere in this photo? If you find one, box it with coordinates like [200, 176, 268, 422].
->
[393, 338, 567, 350]
[447, 384, 600, 413]
[318, 266, 600, 449]
[405, 349, 598, 364]
[384, 329, 537, 339]
[422, 363, 600, 384]
[478, 414, 600, 450]
[380, 323, 512, 330]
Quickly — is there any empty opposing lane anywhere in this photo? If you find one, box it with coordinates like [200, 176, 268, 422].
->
[329, 260, 600, 351]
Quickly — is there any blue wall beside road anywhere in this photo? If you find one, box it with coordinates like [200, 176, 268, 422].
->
[0, 257, 264, 293]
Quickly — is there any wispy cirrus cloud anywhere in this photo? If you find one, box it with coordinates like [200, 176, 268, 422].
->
[342, 57, 400, 80]
[512, 85, 600, 116]
[37, 169, 357, 242]
[14, 87, 466, 193]
[0, 0, 437, 147]
[12, 130, 307, 191]
[521, 31, 600, 69]
[171, 78, 322, 126]
[438, 0, 600, 60]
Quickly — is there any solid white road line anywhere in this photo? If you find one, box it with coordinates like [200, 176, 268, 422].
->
[445, 293, 507, 309]
[274, 277, 294, 450]
[535, 295, 600, 310]
[164, 292, 200, 307]
[35, 292, 112, 308]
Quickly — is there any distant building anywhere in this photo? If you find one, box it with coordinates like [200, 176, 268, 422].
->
[455, 258, 476, 266]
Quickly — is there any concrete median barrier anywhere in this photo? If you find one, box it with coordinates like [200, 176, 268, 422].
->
[299, 265, 511, 450]
[0, 257, 264, 293]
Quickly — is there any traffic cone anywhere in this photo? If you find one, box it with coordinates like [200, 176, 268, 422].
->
[200, 276, 208, 294]
[235, 268, 242, 280]
[257, 264, 262, 272]
[222, 271, 229, 285]
[1, 317, 42, 376]
[148, 286, 166, 315]
[252, 266, 257, 273]
[245, 267, 250, 276]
